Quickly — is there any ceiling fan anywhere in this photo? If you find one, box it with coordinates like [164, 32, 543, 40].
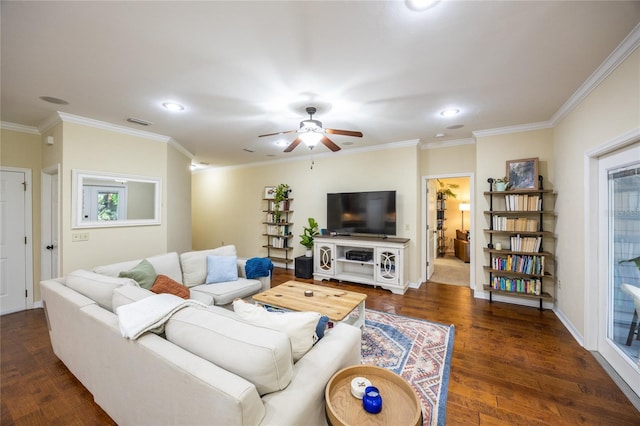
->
[259, 106, 363, 152]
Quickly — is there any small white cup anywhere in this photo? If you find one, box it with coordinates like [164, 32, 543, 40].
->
[495, 243, 502, 250]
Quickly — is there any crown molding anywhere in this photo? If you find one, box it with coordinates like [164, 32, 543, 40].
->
[422, 137, 474, 150]
[551, 22, 640, 126]
[55, 112, 173, 143]
[168, 138, 194, 159]
[472, 121, 553, 138]
[0, 121, 40, 134]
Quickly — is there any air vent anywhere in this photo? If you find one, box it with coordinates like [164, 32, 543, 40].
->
[126, 117, 152, 126]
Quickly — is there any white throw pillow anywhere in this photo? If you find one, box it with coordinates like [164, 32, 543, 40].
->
[233, 299, 321, 362]
[180, 246, 237, 287]
[66, 269, 139, 312]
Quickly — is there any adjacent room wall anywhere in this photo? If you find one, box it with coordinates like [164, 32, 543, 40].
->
[192, 142, 422, 284]
[0, 128, 43, 299]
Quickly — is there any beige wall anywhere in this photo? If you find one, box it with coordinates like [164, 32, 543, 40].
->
[192, 143, 422, 284]
[553, 47, 640, 337]
[59, 121, 181, 273]
[166, 143, 192, 254]
[420, 142, 476, 176]
[1, 128, 43, 299]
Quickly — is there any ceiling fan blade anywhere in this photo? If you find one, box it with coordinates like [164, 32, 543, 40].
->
[320, 136, 341, 152]
[284, 137, 302, 152]
[325, 128, 363, 137]
[258, 129, 297, 138]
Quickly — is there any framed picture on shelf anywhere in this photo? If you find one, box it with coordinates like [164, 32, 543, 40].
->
[264, 186, 276, 199]
[507, 157, 539, 189]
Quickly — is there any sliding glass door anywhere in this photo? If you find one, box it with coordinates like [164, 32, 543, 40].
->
[598, 143, 640, 397]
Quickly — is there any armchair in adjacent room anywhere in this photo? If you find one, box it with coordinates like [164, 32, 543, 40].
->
[454, 229, 470, 263]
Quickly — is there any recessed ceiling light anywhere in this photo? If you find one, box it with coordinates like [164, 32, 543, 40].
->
[440, 108, 460, 117]
[434, 133, 445, 138]
[275, 140, 288, 147]
[406, 0, 440, 11]
[40, 96, 69, 105]
[162, 102, 184, 112]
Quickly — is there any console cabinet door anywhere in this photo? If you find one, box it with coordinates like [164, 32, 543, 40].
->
[314, 242, 335, 276]
[375, 247, 401, 285]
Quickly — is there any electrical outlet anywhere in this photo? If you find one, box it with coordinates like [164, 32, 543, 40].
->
[558, 279, 561, 289]
[72, 232, 89, 242]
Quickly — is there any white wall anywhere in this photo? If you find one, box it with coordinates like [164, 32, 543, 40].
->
[192, 142, 422, 284]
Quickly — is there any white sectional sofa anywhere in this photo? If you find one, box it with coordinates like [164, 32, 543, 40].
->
[40, 246, 362, 426]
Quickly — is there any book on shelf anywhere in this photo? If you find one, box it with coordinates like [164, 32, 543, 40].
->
[489, 276, 542, 295]
[509, 235, 542, 252]
[504, 194, 542, 212]
[271, 237, 287, 248]
[491, 254, 545, 275]
[493, 216, 539, 232]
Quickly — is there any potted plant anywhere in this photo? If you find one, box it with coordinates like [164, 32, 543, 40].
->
[494, 177, 509, 191]
[299, 217, 319, 257]
[273, 183, 290, 222]
[436, 179, 458, 199]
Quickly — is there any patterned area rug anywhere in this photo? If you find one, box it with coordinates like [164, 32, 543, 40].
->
[360, 309, 455, 426]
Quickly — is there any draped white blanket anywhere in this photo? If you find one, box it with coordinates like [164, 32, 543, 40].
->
[116, 293, 206, 339]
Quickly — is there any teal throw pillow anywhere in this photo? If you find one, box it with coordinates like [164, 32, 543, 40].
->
[206, 255, 238, 284]
[118, 259, 157, 289]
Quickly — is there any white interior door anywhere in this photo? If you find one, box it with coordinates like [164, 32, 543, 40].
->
[597, 143, 640, 397]
[427, 179, 437, 280]
[42, 169, 59, 280]
[0, 169, 30, 314]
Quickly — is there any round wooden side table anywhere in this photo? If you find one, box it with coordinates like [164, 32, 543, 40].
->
[325, 365, 422, 426]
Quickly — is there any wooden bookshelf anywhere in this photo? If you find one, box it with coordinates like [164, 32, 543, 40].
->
[483, 177, 556, 310]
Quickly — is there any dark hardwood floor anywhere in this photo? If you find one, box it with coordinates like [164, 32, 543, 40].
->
[2, 269, 639, 425]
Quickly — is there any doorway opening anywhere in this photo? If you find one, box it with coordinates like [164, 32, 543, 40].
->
[422, 174, 473, 288]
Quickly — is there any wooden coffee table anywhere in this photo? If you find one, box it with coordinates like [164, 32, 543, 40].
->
[325, 365, 422, 426]
[252, 280, 367, 328]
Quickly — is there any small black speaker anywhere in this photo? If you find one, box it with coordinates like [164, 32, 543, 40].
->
[295, 256, 313, 279]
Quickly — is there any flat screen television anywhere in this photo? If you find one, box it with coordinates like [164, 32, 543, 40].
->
[327, 190, 396, 236]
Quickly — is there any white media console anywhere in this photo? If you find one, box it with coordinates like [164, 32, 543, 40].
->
[313, 235, 410, 295]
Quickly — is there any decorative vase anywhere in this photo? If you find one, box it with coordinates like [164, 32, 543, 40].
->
[305, 249, 313, 257]
[495, 182, 508, 191]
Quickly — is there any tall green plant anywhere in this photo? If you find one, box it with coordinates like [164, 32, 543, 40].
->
[300, 217, 319, 250]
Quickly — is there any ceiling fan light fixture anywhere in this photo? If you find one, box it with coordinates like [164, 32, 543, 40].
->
[299, 130, 323, 147]
[406, 0, 440, 11]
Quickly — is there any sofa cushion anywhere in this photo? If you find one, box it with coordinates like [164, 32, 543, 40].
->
[118, 259, 157, 289]
[206, 255, 238, 284]
[165, 306, 293, 395]
[191, 278, 262, 305]
[233, 299, 321, 362]
[94, 252, 183, 284]
[67, 269, 139, 311]
[180, 246, 237, 287]
[112, 285, 155, 310]
[151, 275, 190, 299]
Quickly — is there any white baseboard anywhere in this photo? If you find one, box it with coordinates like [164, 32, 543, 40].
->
[553, 306, 585, 347]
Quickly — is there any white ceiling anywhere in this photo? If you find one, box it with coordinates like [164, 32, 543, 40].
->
[2, 1, 639, 168]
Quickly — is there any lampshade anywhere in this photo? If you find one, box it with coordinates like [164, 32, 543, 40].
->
[459, 203, 470, 212]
